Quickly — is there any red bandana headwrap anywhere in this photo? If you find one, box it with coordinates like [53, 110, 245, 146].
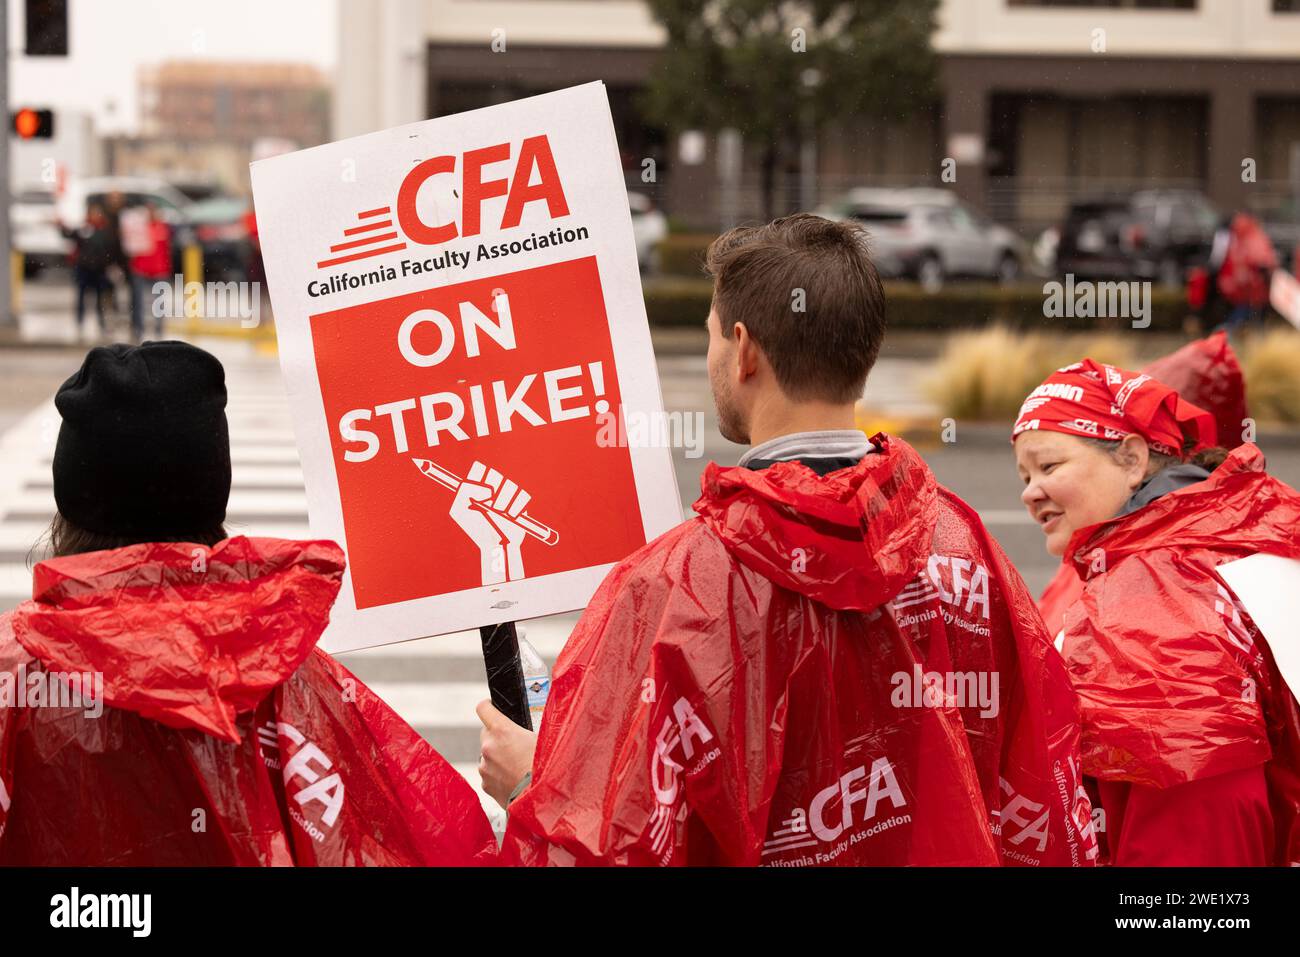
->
[1012, 358, 1218, 459]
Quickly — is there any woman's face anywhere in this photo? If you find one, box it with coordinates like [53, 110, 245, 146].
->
[1014, 430, 1148, 557]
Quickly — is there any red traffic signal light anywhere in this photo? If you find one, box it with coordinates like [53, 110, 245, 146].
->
[12, 108, 55, 140]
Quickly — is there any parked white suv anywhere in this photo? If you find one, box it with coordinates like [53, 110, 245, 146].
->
[629, 190, 667, 272]
[11, 187, 68, 273]
[55, 176, 193, 234]
[819, 188, 1023, 291]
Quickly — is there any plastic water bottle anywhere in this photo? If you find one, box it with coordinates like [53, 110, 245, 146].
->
[516, 627, 551, 731]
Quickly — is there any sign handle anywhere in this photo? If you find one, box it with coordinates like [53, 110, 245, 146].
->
[479, 621, 533, 731]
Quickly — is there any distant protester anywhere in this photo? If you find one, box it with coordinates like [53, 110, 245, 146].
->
[59, 203, 115, 341]
[123, 203, 173, 341]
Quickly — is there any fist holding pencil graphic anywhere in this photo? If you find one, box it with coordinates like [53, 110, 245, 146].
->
[414, 458, 558, 586]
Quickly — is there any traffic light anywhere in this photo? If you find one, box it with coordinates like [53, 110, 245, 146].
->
[25, 0, 69, 57]
[11, 108, 55, 140]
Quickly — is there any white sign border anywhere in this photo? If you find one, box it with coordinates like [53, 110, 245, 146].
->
[250, 82, 683, 653]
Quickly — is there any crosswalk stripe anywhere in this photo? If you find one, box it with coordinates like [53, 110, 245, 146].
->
[358, 682, 487, 728]
[0, 521, 315, 551]
[4, 488, 309, 517]
[29, 446, 304, 467]
[0, 563, 36, 596]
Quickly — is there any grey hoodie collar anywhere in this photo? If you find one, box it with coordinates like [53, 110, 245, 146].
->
[738, 430, 874, 469]
[1120, 463, 1211, 516]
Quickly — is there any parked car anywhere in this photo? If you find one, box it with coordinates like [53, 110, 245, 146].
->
[55, 176, 194, 235]
[1053, 189, 1220, 287]
[10, 187, 68, 275]
[169, 179, 228, 204]
[185, 196, 254, 282]
[629, 191, 667, 272]
[819, 188, 1022, 291]
[1260, 205, 1300, 271]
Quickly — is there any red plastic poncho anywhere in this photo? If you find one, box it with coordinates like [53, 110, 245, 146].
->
[0, 537, 496, 866]
[1037, 334, 1249, 636]
[502, 436, 1096, 866]
[1061, 444, 1300, 866]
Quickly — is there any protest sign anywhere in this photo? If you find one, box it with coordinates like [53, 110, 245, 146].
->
[250, 82, 681, 653]
[1269, 268, 1300, 331]
[1216, 554, 1300, 700]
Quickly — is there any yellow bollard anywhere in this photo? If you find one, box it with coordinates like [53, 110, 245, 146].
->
[10, 250, 22, 317]
[183, 244, 204, 334]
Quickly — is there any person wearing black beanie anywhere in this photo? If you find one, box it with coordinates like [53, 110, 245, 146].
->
[1, 342, 500, 867]
[48, 340, 232, 555]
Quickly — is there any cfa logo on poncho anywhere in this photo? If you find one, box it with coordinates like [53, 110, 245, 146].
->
[647, 697, 719, 860]
[259, 720, 345, 842]
[996, 777, 1051, 857]
[761, 758, 910, 863]
[893, 555, 992, 622]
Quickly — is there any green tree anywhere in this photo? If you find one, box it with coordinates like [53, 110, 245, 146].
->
[643, 0, 940, 220]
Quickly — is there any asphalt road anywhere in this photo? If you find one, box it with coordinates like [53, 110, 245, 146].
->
[3, 337, 1300, 597]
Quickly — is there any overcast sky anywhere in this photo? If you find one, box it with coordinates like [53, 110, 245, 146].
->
[8, 0, 338, 135]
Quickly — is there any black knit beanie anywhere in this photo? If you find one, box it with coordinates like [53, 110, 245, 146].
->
[53, 341, 232, 539]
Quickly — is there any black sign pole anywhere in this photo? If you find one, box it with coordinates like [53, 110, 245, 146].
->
[479, 621, 533, 731]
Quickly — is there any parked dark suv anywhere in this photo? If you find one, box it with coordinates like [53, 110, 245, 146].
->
[1054, 189, 1221, 287]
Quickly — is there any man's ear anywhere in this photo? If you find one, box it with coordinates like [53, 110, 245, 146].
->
[733, 322, 760, 383]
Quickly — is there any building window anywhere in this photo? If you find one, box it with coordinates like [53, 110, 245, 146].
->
[1008, 1, 1197, 8]
[1274, 0, 1300, 12]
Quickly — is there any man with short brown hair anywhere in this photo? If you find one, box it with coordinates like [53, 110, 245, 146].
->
[480, 214, 1096, 867]
[705, 214, 885, 406]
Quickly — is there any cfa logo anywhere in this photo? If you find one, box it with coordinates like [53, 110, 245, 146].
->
[926, 555, 992, 620]
[998, 776, 1050, 851]
[318, 135, 570, 269]
[807, 758, 907, 843]
[647, 697, 717, 858]
[650, 697, 715, 806]
[1064, 418, 1100, 436]
[278, 721, 345, 830]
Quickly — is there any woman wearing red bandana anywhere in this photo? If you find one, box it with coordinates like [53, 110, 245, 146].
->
[1012, 359, 1300, 865]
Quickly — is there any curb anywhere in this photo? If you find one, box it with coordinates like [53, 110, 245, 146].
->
[0, 318, 277, 351]
[0, 331, 83, 351]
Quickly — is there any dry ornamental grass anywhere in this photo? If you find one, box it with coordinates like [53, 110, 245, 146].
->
[1240, 330, 1300, 425]
[925, 326, 1134, 421]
